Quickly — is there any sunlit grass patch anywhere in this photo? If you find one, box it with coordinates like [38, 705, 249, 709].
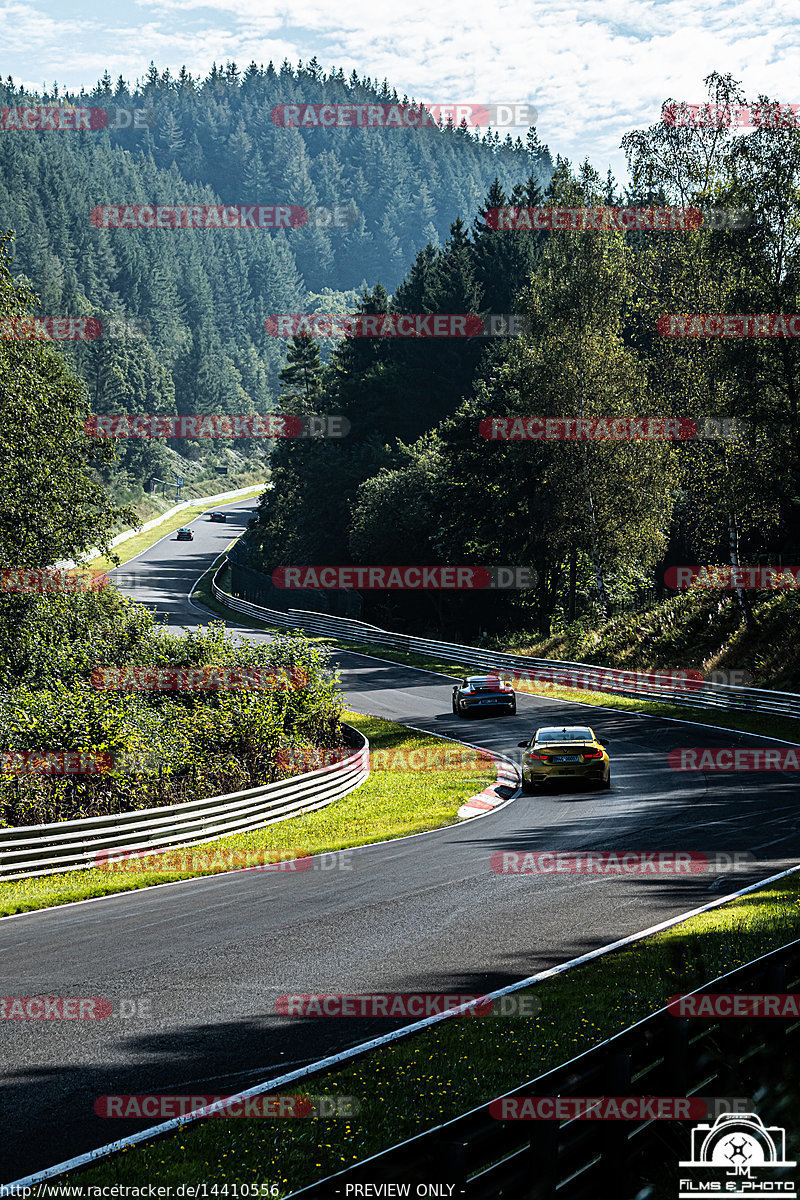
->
[58, 874, 800, 1193]
[0, 712, 495, 917]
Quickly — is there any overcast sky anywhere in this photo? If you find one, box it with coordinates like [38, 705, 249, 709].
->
[1, 0, 798, 182]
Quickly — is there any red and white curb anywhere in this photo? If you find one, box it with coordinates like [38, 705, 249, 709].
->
[459, 753, 520, 818]
[370, 719, 521, 821]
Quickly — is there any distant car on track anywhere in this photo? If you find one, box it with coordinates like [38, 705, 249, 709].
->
[176, 526, 194, 541]
[452, 675, 516, 717]
[208, 511, 226, 522]
[518, 725, 610, 791]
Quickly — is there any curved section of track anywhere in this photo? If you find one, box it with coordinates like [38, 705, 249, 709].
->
[2, 498, 798, 1181]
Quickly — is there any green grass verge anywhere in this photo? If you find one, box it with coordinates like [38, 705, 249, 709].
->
[189, 562, 277, 629]
[0, 711, 495, 918]
[88, 487, 266, 573]
[198, 583, 800, 745]
[55, 871, 800, 1193]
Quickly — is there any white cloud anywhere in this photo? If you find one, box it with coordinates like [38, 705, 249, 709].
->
[4, 0, 800, 179]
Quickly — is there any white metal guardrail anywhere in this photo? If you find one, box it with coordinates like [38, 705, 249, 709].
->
[56, 482, 267, 569]
[11, 865, 800, 1190]
[0, 727, 368, 882]
[213, 565, 800, 722]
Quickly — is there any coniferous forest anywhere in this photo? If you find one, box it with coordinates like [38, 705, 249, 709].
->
[2, 65, 800, 671]
[0, 60, 552, 505]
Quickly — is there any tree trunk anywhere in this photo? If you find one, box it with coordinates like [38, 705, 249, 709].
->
[728, 512, 756, 631]
[582, 450, 612, 620]
[568, 546, 577, 622]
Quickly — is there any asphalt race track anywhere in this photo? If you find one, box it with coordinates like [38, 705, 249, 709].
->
[2, 498, 799, 1181]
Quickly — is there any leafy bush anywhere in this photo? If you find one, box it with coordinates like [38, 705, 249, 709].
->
[0, 626, 344, 826]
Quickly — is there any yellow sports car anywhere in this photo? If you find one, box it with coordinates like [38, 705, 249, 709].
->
[518, 725, 611, 791]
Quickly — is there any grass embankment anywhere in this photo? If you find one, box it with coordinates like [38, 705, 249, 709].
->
[55, 871, 800, 1193]
[492, 589, 800, 693]
[109, 470, 267, 532]
[197, 575, 800, 745]
[0, 711, 495, 918]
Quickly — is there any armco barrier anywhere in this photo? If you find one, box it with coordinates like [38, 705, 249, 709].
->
[0, 726, 368, 882]
[212, 565, 800, 722]
[56, 482, 267, 569]
[285, 939, 800, 1199]
[9, 871, 798, 1190]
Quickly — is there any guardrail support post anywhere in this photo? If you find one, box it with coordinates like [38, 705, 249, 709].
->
[598, 1051, 632, 1193]
[436, 1134, 468, 1191]
[526, 1117, 559, 1199]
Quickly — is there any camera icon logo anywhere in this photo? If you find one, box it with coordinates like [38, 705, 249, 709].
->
[681, 1111, 795, 1173]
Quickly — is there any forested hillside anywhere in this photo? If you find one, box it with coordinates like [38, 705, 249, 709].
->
[245, 74, 800, 643]
[0, 60, 552, 508]
[3, 63, 798, 657]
